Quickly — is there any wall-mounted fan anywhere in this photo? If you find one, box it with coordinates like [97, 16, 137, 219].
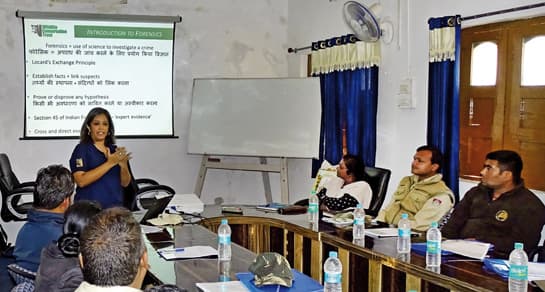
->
[343, 1, 394, 44]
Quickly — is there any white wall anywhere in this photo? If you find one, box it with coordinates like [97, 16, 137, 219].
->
[288, 0, 545, 205]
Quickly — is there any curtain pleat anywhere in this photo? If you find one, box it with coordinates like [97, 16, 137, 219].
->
[427, 16, 461, 203]
[311, 35, 380, 175]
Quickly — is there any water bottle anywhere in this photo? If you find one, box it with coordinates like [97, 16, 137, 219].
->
[323, 251, 342, 292]
[308, 190, 319, 223]
[426, 221, 441, 267]
[218, 260, 231, 282]
[508, 242, 528, 292]
[352, 203, 365, 245]
[217, 219, 232, 261]
[397, 213, 411, 253]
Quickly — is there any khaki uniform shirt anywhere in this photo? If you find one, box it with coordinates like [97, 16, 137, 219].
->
[376, 174, 454, 231]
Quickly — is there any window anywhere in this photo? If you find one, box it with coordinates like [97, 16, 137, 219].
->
[460, 16, 545, 190]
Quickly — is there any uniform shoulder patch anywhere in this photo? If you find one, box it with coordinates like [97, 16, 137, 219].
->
[76, 158, 83, 168]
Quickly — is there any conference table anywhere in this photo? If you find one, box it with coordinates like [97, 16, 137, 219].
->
[146, 205, 519, 292]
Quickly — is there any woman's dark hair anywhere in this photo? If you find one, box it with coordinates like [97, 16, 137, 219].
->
[57, 200, 102, 257]
[80, 107, 116, 145]
[343, 154, 366, 181]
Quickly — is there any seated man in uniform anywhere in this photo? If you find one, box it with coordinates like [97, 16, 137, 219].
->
[441, 150, 545, 259]
[76, 207, 149, 291]
[376, 145, 454, 231]
[13, 165, 74, 273]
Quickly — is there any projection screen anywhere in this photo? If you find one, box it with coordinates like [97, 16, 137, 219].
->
[17, 11, 181, 138]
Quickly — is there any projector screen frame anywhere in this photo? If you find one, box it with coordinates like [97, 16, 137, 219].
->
[17, 10, 182, 140]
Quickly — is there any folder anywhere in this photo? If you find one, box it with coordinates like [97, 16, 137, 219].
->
[236, 269, 323, 292]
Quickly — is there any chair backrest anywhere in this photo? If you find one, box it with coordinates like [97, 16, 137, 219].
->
[0, 153, 21, 193]
[364, 166, 391, 217]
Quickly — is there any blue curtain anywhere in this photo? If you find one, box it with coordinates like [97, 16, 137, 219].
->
[311, 36, 378, 175]
[427, 16, 461, 203]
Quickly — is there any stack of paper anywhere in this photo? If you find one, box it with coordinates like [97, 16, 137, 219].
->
[157, 245, 217, 260]
[441, 240, 491, 260]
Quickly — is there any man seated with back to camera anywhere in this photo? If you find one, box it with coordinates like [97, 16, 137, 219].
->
[13, 165, 74, 274]
[441, 150, 545, 259]
[76, 207, 149, 291]
[375, 145, 454, 231]
[316, 154, 373, 211]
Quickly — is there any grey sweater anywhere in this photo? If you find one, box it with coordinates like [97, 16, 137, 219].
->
[35, 242, 83, 292]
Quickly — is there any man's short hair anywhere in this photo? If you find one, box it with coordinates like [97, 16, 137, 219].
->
[80, 207, 145, 286]
[486, 150, 523, 185]
[416, 145, 443, 171]
[33, 165, 74, 209]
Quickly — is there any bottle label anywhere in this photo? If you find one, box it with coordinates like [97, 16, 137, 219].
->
[426, 240, 441, 255]
[398, 228, 410, 238]
[219, 234, 231, 245]
[354, 217, 364, 225]
[324, 272, 341, 284]
[308, 202, 318, 214]
[509, 264, 528, 280]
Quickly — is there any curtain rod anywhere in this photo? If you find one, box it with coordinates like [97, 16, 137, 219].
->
[288, 2, 545, 54]
[287, 45, 311, 54]
[460, 2, 545, 21]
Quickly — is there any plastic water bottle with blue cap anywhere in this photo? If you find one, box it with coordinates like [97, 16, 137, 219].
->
[308, 190, 319, 223]
[426, 221, 441, 267]
[218, 218, 231, 261]
[508, 242, 528, 292]
[323, 251, 342, 292]
[352, 203, 365, 245]
[397, 213, 411, 253]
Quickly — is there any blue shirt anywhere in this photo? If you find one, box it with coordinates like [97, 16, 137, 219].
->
[13, 209, 64, 272]
[69, 143, 123, 209]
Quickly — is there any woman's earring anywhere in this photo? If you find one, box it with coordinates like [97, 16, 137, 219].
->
[87, 126, 91, 135]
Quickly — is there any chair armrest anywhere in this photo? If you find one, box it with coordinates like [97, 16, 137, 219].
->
[135, 178, 160, 186]
[137, 184, 175, 196]
[135, 185, 175, 210]
[17, 182, 35, 189]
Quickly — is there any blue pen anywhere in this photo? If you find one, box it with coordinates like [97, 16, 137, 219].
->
[161, 248, 184, 253]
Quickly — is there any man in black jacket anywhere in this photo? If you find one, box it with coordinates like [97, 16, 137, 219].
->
[442, 150, 545, 258]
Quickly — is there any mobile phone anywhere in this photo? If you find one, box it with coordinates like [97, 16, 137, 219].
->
[221, 206, 243, 215]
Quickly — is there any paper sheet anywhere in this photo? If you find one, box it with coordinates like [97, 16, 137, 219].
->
[441, 240, 491, 260]
[157, 245, 217, 260]
[196, 281, 250, 292]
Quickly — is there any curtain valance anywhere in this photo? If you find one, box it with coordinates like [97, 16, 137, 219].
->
[311, 34, 380, 75]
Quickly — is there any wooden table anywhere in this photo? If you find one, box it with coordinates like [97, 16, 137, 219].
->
[147, 205, 520, 292]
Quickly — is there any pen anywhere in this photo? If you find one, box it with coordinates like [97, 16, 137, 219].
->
[160, 248, 185, 253]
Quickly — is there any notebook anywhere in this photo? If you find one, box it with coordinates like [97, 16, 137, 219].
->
[133, 196, 173, 224]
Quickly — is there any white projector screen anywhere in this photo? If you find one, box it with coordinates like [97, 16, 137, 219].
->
[188, 78, 322, 158]
[18, 11, 181, 138]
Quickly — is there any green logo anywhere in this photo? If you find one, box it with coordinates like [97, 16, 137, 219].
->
[31, 24, 67, 37]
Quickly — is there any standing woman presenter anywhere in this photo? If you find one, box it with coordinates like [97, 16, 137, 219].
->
[69, 107, 132, 208]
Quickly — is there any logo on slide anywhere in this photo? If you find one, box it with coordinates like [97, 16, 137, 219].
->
[31, 24, 67, 37]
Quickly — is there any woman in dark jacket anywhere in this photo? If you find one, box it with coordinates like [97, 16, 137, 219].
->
[35, 201, 101, 292]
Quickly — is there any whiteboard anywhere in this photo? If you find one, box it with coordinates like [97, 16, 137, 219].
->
[187, 78, 321, 158]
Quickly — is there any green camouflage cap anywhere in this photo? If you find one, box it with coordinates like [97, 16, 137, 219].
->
[248, 252, 293, 287]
